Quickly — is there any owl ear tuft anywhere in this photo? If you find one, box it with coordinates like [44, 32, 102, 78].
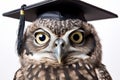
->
[17, 4, 26, 55]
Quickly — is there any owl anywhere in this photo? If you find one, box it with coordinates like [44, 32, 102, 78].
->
[13, 19, 112, 80]
[3, 0, 117, 80]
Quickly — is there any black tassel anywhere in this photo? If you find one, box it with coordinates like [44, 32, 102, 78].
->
[17, 4, 26, 55]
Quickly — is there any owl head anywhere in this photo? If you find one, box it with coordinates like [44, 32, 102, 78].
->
[19, 19, 102, 67]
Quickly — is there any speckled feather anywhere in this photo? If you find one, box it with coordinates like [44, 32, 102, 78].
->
[14, 61, 111, 80]
[14, 19, 112, 80]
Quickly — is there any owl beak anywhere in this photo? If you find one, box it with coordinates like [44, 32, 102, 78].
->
[54, 39, 65, 64]
[55, 46, 63, 64]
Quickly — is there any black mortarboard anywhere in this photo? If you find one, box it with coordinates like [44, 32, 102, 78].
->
[3, 0, 118, 22]
[3, 0, 118, 55]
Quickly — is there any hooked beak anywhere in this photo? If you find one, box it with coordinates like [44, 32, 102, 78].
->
[54, 39, 65, 64]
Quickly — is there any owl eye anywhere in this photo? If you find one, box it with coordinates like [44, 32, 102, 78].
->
[34, 32, 50, 45]
[70, 31, 84, 44]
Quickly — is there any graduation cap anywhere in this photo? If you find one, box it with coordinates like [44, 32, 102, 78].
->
[3, 0, 118, 21]
[3, 0, 118, 55]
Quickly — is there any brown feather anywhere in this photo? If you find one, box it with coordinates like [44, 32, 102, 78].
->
[14, 19, 112, 80]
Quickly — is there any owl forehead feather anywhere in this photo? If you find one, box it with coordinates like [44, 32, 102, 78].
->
[27, 19, 91, 36]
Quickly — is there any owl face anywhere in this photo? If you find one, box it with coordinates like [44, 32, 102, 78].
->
[21, 19, 101, 67]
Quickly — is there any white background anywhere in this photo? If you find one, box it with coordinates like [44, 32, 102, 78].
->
[0, 0, 120, 80]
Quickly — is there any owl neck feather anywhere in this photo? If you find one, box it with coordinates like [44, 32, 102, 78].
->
[22, 61, 98, 80]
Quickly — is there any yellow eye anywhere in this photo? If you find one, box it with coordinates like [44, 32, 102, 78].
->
[35, 32, 50, 45]
[70, 31, 84, 44]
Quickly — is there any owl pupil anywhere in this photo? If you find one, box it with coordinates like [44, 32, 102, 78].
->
[73, 34, 79, 41]
[39, 34, 46, 41]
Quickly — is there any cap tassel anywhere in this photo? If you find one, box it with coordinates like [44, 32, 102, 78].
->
[17, 4, 26, 55]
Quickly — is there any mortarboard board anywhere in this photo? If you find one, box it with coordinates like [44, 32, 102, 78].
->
[3, 0, 118, 22]
[2, 0, 118, 55]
